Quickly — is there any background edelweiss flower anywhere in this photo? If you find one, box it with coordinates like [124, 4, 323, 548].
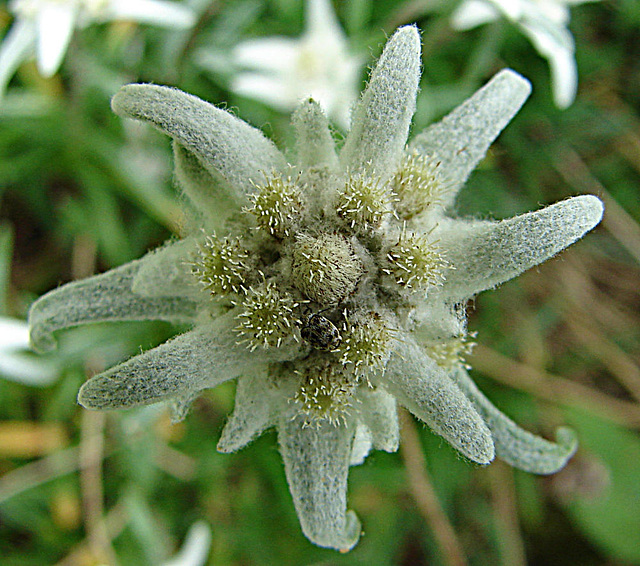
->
[0, 0, 196, 98]
[161, 521, 211, 566]
[227, 0, 362, 129]
[28, 26, 603, 551]
[0, 316, 59, 386]
[451, 0, 600, 108]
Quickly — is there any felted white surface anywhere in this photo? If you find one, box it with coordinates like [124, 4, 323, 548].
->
[340, 26, 421, 180]
[173, 142, 242, 229]
[29, 257, 198, 353]
[358, 387, 399, 453]
[292, 97, 338, 170]
[349, 424, 373, 466]
[451, 366, 578, 474]
[278, 413, 361, 550]
[112, 84, 287, 203]
[77, 312, 253, 410]
[410, 69, 531, 209]
[435, 195, 604, 300]
[384, 337, 495, 464]
[217, 372, 278, 453]
[132, 238, 201, 300]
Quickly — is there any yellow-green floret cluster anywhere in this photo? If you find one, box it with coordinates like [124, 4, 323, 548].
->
[335, 311, 394, 381]
[247, 173, 304, 237]
[384, 229, 449, 290]
[290, 233, 364, 304]
[234, 282, 300, 350]
[336, 172, 392, 233]
[188, 149, 454, 426]
[191, 234, 251, 295]
[391, 151, 447, 220]
[292, 354, 358, 427]
[424, 332, 478, 370]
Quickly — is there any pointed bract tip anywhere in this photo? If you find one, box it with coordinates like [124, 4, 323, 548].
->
[28, 298, 58, 353]
[393, 24, 421, 38]
[474, 434, 496, 465]
[77, 376, 136, 411]
[294, 96, 324, 115]
[111, 83, 138, 116]
[111, 84, 134, 115]
[577, 194, 605, 227]
[388, 25, 421, 52]
[110, 83, 167, 119]
[560, 194, 605, 238]
[77, 382, 134, 411]
[495, 68, 532, 98]
[27, 320, 55, 354]
[308, 510, 362, 552]
[532, 426, 578, 475]
[216, 433, 242, 453]
[556, 426, 579, 455]
[77, 382, 98, 410]
[340, 510, 362, 552]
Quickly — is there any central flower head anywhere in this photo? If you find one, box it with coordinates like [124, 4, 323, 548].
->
[28, 26, 604, 552]
[183, 34, 455, 428]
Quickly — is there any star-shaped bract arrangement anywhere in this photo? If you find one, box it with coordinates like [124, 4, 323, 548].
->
[29, 26, 603, 551]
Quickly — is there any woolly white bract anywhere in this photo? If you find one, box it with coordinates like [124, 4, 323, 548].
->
[451, 0, 600, 108]
[0, 0, 195, 98]
[28, 26, 603, 551]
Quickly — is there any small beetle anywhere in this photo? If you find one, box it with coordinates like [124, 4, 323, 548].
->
[300, 313, 342, 351]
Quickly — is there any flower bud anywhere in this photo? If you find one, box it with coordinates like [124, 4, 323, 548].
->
[235, 282, 299, 350]
[290, 233, 364, 305]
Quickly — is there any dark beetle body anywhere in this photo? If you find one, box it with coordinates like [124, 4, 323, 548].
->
[300, 313, 342, 350]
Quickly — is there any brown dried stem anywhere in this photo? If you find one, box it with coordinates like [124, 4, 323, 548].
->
[488, 462, 527, 566]
[551, 144, 640, 264]
[79, 410, 117, 566]
[55, 500, 128, 566]
[153, 442, 197, 481]
[399, 409, 468, 566]
[470, 344, 640, 427]
[0, 446, 80, 504]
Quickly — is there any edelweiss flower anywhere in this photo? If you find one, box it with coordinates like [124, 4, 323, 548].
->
[28, 26, 603, 551]
[451, 0, 599, 108]
[0, 0, 196, 98]
[228, 0, 361, 129]
[0, 316, 58, 386]
[162, 521, 211, 566]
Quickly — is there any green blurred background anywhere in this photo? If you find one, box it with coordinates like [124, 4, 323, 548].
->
[1, 0, 639, 564]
